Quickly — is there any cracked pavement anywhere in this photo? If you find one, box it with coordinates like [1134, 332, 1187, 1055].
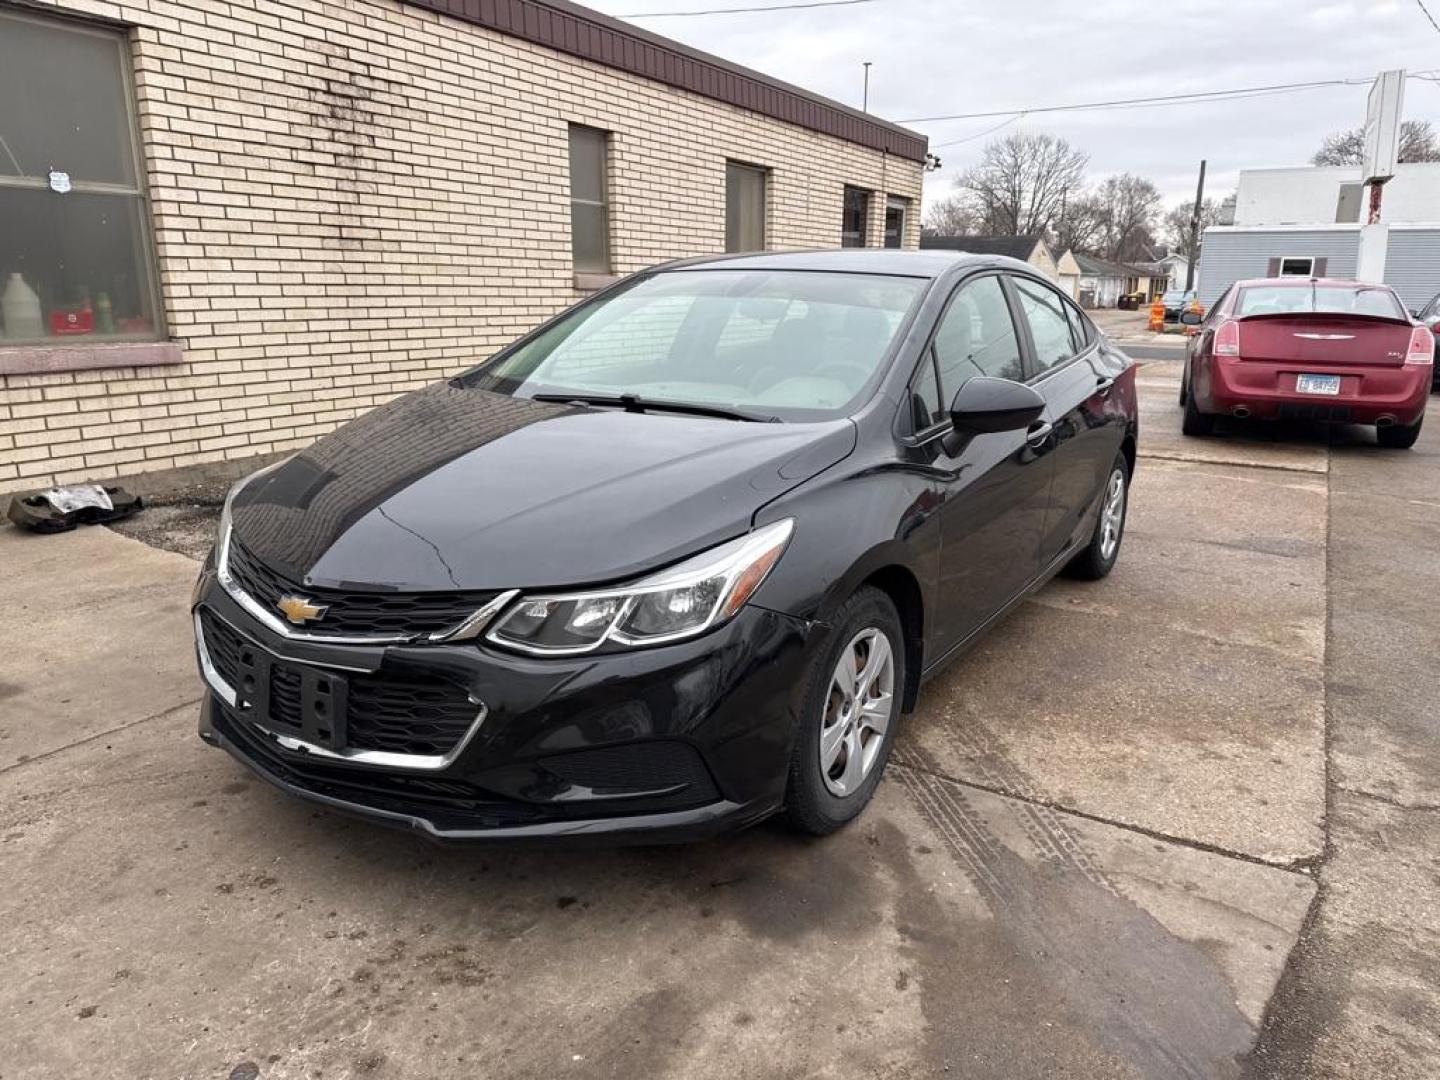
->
[1, 359, 1437, 1078]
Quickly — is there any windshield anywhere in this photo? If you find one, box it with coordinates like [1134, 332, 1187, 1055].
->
[1163, 290, 1193, 303]
[463, 269, 926, 421]
[1236, 283, 1406, 320]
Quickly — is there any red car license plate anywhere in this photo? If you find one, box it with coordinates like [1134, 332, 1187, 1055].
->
[1296, 374, 1341, 396]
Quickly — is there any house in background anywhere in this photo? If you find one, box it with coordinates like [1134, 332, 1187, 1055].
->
[0, 0, 927, 495]
[1073, 253, 1141, 308]
[918, 235, 1062, 284]
[1198, 163, 1440, 308]
[1055, 249, 1082, 300]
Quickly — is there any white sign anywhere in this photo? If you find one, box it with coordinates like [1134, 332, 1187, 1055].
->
[1363, 70, 1405, 183]
[48, 170, 71, 194]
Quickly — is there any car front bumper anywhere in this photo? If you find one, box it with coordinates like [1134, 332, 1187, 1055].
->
[194, 566, 823, 843]
[1198, 356, 1432, 425]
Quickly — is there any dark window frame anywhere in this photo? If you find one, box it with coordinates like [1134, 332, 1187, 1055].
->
[724, 159, 768, 254]
[0, 7, 165, 345]
[567, 124, 612, 275]
[841, 185, 871, 248]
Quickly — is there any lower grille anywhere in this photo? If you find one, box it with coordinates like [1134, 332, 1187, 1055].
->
[213, 705, 548, 830]
[211, 705, 720, 831]
[200, 609, 479, 757]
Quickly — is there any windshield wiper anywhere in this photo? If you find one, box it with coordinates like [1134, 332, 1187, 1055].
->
[531, 392, 779, 423]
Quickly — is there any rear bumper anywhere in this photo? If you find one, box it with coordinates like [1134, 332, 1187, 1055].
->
[1197, 356, 1431, 425]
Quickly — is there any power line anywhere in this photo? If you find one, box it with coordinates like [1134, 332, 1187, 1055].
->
[931, 113, 1025, 149]
[620, 0, 873, 16]
[898, 77, 1380, 125]
[1416, 0, 1440, 36]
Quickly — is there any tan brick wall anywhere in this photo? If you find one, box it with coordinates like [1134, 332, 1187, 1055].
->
[0, 0, 925, 492]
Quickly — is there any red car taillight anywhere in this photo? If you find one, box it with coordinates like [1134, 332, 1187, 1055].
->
[1406, 326, 1434, 365]
[1214, 320, 1241, 356]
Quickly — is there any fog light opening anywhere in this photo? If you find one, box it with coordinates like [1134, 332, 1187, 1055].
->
[1376, 415, 1396, 428]
[1231, 406, 1251, 419]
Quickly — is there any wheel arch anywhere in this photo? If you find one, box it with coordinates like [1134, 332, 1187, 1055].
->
[858, 563, 925, 714]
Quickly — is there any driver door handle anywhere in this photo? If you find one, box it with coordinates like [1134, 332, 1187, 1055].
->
[1026, 420, 1054, 446]
[1095, 376, 1116, 393]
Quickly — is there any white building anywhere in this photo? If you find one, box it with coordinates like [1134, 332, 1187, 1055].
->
[1198, 163, 1440, 309]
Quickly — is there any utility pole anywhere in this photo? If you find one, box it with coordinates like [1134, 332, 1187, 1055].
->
[1184, 158, 1207, 292]
[862, 62, 872, 113]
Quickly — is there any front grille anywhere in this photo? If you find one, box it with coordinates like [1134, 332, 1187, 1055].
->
[200, 610, 480, 757]
[226, 537, 498, 639]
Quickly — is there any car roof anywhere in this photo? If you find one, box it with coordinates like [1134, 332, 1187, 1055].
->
[653, 248, 1029, 279]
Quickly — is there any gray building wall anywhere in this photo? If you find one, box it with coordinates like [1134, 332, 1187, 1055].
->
[1382, 229, 1440, 310]
[1196, 228, 1361, 306]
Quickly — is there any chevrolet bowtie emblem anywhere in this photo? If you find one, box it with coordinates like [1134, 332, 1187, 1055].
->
[276, 594, 328, 625]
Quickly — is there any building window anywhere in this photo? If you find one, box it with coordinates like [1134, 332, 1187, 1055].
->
[568, 125, 611, 275]
[0, 9, 162, 344]
[884, 196, 909, 249]
[842, 186, 870, 247]
[725, 161, 767, 253]
[1278, 256, 1315, 277]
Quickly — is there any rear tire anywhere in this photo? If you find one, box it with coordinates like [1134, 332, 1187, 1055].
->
[1377, 418, 1422, 449]
[1182, 384, 1215, 436]
[783, 587, 905, 836]
[1064, 455, 1130, 581]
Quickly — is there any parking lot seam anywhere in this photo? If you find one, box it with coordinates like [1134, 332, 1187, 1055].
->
[1137, 450, 1328, 475]
[1333, 784, 1440, 813]
[888, 760, 1317, 877]
[1241, 438, 1338, 1079]
[0, 697, 204, 779]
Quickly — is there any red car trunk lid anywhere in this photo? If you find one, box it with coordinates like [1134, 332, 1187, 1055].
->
[1237, 313, 1413, 368]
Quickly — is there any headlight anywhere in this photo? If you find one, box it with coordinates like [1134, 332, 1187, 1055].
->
[486, 519, 794, 655]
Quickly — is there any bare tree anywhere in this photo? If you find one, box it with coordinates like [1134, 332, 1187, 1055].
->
[922, 193, 980, 236]
[1163, 198, 1223, 258]
[1311, 119, 1440, 165]
[1052, 191, 1107, 256]
[955, 132, 1089, 237]
[1090, 174, 1162, 262]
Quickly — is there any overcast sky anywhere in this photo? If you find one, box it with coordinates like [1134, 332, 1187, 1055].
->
[582, 0, 1440, 213]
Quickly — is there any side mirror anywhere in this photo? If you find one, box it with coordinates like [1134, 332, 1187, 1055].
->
[1180, 311, 1203, 326]
[948, 377, 1047, 436]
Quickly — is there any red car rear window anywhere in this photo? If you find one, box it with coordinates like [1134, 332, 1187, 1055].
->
[1236, 284, 1406, 320]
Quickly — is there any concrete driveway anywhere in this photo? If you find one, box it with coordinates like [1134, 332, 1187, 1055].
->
[2, 361, 1437, 1079]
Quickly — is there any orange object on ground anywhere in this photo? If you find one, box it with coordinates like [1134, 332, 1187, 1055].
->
[1148, 296, 1164, 332]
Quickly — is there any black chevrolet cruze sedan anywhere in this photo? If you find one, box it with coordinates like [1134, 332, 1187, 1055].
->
[193, 250, 1138, 842]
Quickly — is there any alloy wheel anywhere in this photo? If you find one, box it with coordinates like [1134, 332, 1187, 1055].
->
[819, 628, 896, 797]
[1099, 467, 1126, 562]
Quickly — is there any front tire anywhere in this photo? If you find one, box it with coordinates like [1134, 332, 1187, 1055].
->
[1064, 455, 1130, 581]
[1377, 417, 1422, 449]
[783, 587, 905, 836]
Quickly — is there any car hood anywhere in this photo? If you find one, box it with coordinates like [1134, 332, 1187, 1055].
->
[229, 382, 855, 591]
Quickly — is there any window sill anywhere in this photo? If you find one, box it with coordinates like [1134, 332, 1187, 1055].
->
[0, 340, 183, 376]
[573, 272, 620, 292]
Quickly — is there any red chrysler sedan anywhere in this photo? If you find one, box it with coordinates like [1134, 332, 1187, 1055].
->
[1180, 278, 1433, 448]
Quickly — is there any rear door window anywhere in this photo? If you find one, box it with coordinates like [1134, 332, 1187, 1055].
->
[1013, 276, 1079, 375]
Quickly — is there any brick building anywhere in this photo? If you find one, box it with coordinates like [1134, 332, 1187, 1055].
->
[0, 0, 928, 494]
